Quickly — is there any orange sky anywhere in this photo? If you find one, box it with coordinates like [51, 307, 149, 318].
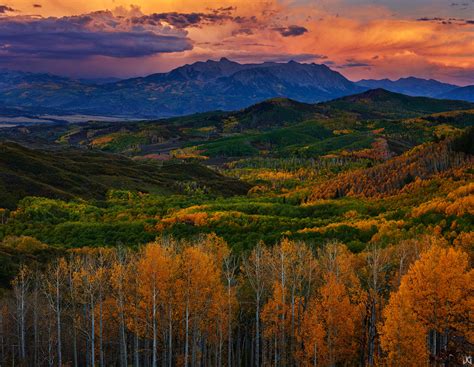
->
[1, 0, 474, 84]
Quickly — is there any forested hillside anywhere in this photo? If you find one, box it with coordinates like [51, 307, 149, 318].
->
[0, 91, 473, 366]
[309, 130, 474, 199]
[0, 142, 249, 209]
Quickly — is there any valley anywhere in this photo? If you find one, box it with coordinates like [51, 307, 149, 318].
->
[1, 88, 472, 255]
[0, 85, 472, 367]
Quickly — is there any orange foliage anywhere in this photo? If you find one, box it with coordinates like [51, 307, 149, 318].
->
[412, 183, 474, 217]
[381, 245, 473, 365]
[310, 139, 473, 200]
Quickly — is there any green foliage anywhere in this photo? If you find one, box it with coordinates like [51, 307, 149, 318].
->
[0, 93, 473, 290]
[0, 236, 64, 286]
[0, 142, 250, 209]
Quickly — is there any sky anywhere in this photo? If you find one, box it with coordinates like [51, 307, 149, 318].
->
[0, 0, 473, 85]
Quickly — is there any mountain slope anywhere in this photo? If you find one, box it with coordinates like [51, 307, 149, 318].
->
[0, 142, 250, 209]
[0, 59, 364, 118]
[438, 85, 474, 102]
[309, 128, 474, 200]
[356, 77, 457, 97]
[318, 89, 474, 119]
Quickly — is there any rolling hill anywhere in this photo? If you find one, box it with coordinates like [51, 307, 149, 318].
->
[319, 88, 474, 119]
[1, 89, 473, 162]
[0, 142, 250, 209]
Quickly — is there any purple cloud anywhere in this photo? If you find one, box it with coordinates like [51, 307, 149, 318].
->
[0, 4, 14, 13]
[132, 12, 219, 29]
[221, 52, 323, 64]
[0, 12, 193, 61]
[337, 58, 372, 68]
[416, 16, 474, 25]
[130, 9, 257, 30]
[274, 25, 308, 37]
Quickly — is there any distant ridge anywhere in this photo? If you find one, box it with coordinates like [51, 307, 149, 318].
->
[438, 85, 474, 102]
[318, 88, 474, 119]
[356, 77, 458, 98]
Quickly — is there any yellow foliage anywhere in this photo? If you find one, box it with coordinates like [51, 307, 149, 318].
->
[412, 183, 474, 217]
[91, 136, 114, 146]
[381, 245, 473, 365]
[2, 235, 48, 251]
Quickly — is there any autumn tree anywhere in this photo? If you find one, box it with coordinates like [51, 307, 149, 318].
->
[261, 239, 315, 366]
[135, 242, 175, 367]
[11, 265, 31, 363]
[241, 242, 269, 367]
[42, 258, 69, 367]
[298, 243, 365, 367]
[381, 245, 473, 365]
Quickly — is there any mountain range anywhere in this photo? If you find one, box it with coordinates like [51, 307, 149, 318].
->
[355, 77, 457, 97]
[0, 59, 473, 119]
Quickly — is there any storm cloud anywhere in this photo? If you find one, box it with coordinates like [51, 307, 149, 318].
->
[0, 11, 193, 60]
[132, 11, 233, 29]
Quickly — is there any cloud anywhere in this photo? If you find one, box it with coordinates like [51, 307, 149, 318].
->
[232, 28, 254, 36]
[33, 4, 42, 8]
[130, 8, 260, 30]
[274, 25, 308, 37]
[2, 1, 473, 85]
[0, 4, 14, 13]
[339, 62, 372, 68]
[0, 11, 192, 61]
[216, 52, 323, 63]
[337, 58, 372, 68]
[131, 12, 232, 29]
[416, 17, 474, 25]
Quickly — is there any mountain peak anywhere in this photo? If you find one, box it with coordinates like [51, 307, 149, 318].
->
[351, 88, 397, 100]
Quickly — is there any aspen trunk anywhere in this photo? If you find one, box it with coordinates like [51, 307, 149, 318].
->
[152, 281, 158, 367]
[56, 275, 62, 367]
[91, 294, 95, 367]
[168, 305, 173, 367]
[185, 301, 190, 367]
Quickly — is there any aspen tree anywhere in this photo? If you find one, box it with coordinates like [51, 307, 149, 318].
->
[43, 258, 68, 367]
[381, 245, 473, 365]
[241, 242, 269, 367]
[11, 265, 31, 362]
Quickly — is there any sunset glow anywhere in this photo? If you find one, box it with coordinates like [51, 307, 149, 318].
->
[1, 0, 474, 84]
